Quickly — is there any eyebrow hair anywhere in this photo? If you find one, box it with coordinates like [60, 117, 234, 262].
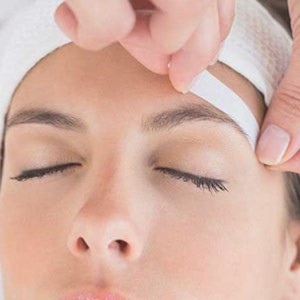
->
[6, 108, 87, 132]
[142, 102, 248, 138]
[5, 103, 248, 139]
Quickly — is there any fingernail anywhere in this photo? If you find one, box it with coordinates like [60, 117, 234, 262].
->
[257, 124, 291, 165]
[176, 73, 202, 94]
[208, 55, 219, 66]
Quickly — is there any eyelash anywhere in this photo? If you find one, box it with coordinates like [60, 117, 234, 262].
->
[154, 167, 228, 193]
[10, 163, 81, 182]
[10, 164, 228, 193]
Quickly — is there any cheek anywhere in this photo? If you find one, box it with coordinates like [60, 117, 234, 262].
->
[0, 182, 75, 288]
[0, 165, 287, 299]
[152, 185, 286, 298]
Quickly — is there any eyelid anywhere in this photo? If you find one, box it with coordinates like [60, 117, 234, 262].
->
[154, 166, 228, 193]
[10, 162, 228, 194]
[10, 163, 81, 181]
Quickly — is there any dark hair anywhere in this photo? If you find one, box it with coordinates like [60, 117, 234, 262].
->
[285, 172, 300, 220]
[0, 111, 9, 190]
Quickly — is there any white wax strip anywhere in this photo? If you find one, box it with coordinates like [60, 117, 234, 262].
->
[189, 70, 260, 149]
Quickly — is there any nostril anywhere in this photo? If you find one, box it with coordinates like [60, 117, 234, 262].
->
[109, 240, 128, 254]
[77, 237, 89, 251]
[117, 240, 128, 253]
[76, 237, 130, 255]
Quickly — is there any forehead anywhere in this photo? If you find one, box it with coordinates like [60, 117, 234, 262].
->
[7, 42, 265, 129]
[3, 43, 287, 204]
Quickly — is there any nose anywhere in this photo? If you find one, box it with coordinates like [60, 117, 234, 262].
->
[68, 211, 144, 263]
[67, 178, 150, 266]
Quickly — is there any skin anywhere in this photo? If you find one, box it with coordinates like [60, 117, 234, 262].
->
[0, 42, 300, 300]
[256, 0, 300, 172]
[55, 0, 236, 92]
[54, 0, 300, 174]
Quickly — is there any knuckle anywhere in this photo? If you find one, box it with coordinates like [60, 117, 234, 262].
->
[275, 83, 300, 119]
[81, 12, 135, 43]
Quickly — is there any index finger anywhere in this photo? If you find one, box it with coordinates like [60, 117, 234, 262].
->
[149, 0, 214, 54]
[55, 0, 136, 50]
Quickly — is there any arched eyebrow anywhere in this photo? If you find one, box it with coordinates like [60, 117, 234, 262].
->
[6, 108, 87, 132]
[142, 102, 247, 138]
[5, 102, 248, 140]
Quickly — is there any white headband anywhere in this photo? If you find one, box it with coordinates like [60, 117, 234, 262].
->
[189, 0, 292, 149]
[189, 70, 260, 149]
[0, 0, 293, 149]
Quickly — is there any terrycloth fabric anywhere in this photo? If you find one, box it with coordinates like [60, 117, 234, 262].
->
[0, 0, 293, 146]
[217, 0, 292, 105]
[189, 70, 260, 149]
[0, 0, 33, 26]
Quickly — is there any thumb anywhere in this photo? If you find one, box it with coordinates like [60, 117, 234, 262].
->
[256, 47, 300, 171]
[256, 0, 300, 172]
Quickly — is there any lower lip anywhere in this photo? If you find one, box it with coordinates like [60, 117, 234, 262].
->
[60, 291, 127, 300]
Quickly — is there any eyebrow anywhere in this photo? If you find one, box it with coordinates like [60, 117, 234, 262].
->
[5, 103, 248, 139]
[142, 102, 247, 138]
[6, 108, 87, 132]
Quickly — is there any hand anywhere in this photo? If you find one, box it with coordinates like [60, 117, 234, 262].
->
[55, 0, 236, 93]
[256, 0, 300, 173]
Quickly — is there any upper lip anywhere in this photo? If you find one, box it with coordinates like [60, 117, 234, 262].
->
[59, 289, 129, 300]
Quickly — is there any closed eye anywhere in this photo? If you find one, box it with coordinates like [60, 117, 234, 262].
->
[154, 167, 228, 193]
[10, 163, 81, 181]
[10, 163, 228, 193]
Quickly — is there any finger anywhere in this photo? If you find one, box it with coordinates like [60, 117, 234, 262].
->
[265, 152, 300, 173]
[255, 0, 300, 171]
[55, 2, 78, 40]
[55, 0, 136, 51]
[288, 0, 300, 39]
[148, 0, 211, 55]
[217, 0, 236, 42]
[119, 10, 171, 75]
[255, 54, 300, 171]
[168, 2, 220, 93]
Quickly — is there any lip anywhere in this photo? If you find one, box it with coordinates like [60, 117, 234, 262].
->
[60, 290, 129, 300]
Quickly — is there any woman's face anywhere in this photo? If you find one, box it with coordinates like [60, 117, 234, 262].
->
[0, 43, 295, 300]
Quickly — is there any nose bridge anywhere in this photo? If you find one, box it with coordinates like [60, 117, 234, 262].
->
[88, 128, 151, 215]
[67, 137, 155, 263]
[88, 134, 144, 218]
